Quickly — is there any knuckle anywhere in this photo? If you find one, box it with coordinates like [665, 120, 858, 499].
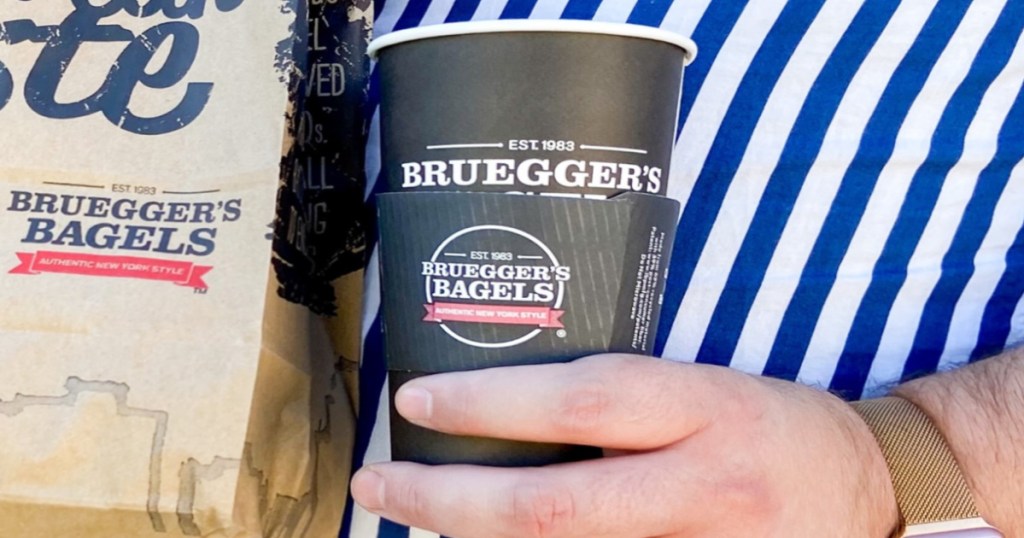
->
[706, 466, 779, 521]
[435, 376, 481, 434]
[560, 355, 673, 438]
[391, 480, 433, 523]
[505, 482, 577, 538]
[552, 379, 613, 436]
[580, 353, 642, 373]
[698, 366, 767, 424]
[712, 389, 757, 427]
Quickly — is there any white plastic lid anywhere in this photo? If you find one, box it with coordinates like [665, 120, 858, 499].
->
[368, 20, 697, 65]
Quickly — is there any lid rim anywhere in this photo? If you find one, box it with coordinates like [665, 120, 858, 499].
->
[368, 21, 697, 65]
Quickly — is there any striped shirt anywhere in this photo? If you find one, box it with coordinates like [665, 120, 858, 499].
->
[342, 1, 1024, 536]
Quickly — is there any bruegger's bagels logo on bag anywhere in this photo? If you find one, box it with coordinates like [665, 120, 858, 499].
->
[6, 190, 245, 289]
[0, 0, 251, 135]
[421, 225, 571, 348]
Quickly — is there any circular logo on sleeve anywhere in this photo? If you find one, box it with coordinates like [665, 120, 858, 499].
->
[421, 225, 571, 348]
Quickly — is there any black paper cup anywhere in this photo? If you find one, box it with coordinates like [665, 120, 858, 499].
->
[369, 20, 696, 198]
[377, 192, 681, 466]
[370, 21, 695, 466]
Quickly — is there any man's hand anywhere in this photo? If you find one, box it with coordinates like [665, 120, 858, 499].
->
[350, 354, 899, 537]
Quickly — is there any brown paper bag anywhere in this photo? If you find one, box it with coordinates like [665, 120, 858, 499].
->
[0, 1, 368, 536]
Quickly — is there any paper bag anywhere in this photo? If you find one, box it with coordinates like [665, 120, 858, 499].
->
[0, 1, 369, 536]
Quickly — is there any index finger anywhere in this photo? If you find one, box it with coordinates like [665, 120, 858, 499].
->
[393, 354, 751, 449]
[351, 452, 711, 538]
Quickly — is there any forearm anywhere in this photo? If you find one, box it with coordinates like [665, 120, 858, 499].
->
[893, 349, 1024, 535]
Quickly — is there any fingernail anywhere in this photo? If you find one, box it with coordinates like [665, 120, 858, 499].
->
[351, 468, 386, 512]
[396, 386, 433, 422]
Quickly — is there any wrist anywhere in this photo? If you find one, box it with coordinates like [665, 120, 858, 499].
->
[754, 375, 901, 537]
[893, 354, 1024, 536]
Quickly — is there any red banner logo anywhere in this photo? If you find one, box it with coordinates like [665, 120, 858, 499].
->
[423, 302, 564, 328]
[10, 251, 212, 289]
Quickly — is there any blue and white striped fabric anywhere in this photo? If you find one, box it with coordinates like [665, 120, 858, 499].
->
[342, 1, 1024, 536]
